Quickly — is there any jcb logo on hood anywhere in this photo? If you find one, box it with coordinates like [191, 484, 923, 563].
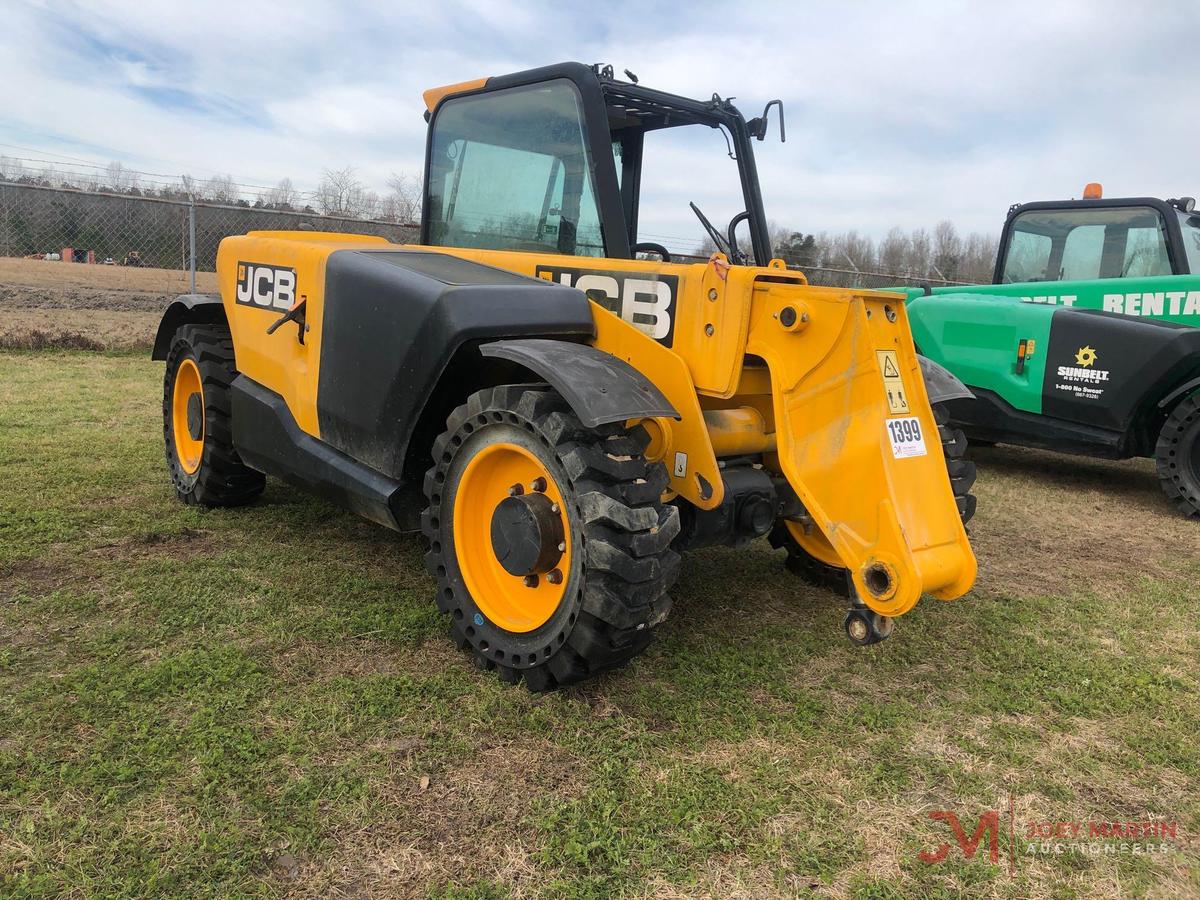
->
[236, 262, 297, 311]
[535, 265, 677, 345]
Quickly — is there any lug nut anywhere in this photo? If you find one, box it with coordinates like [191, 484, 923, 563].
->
[531, 477, 547, 492]
[546, 569, 563, 585]
[523, 574, 539, 588]
[557, 542, 566, 552]
[847, 618, 868, 642]
[550, 502, 560, 514]
[508, 483, 524, 496]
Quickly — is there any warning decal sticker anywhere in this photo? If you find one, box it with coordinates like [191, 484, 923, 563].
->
[876, 350, 910, 414]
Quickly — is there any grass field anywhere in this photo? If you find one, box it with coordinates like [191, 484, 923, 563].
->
[1, 350, 1198, 898]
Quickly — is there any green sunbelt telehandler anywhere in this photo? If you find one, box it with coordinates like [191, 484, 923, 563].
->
[904, 184, 1200, 516]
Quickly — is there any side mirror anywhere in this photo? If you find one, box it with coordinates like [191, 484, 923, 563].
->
[747, 100, 786, 142]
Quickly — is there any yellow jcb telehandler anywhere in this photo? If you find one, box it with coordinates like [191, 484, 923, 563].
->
[152, 62, 977, 689]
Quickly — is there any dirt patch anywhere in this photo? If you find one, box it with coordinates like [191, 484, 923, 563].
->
[1, 532, 213, 601]
[299, 738, 587, 898]
[271, 635, 465, 685]
[0, 557, 81, 600]
[0, 256, 204, 349]
[0, 256, 215, 304]
[86, 528, 214, 563]
[0, 281, 173, 313]
[967, 444, 1198, 598]
[648, 862, 817, 899]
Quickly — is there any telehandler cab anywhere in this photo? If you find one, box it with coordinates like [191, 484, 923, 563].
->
[903, 185, 1200, 517]
[153, 62, 977, 689]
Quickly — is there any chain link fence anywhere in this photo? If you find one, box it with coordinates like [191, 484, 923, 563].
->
[0, 181, 418, 286]
[0, 180, 976, 298]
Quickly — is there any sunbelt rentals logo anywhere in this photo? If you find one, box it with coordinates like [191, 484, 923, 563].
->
[1053, 344, 1111, 402]
[1057, 345, 1109, 383]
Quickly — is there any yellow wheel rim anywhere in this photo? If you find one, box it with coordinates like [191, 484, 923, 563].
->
[453, 441, 571, 633]
[172, 357, 204, 476]
[785, 520, 842, 568]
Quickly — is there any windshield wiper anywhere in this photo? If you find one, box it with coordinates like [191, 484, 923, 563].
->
[690, 202, 732, 259]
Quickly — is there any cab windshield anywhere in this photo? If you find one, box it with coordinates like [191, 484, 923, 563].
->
[1001, 206, 1173, 283]
[425, 80, 606, 257]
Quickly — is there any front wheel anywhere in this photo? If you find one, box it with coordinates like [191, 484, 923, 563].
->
[422, 386, 680, 690]
[1155, 392, 1200, 518]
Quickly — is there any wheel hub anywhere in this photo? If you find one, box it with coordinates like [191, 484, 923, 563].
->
[490, 492, 565, 577]
[451, 440, 573, 633]
[171, 357, 205, 476]
[186, 393, 204, 440]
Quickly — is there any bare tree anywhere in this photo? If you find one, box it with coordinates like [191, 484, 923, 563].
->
[878, 227, 912, 277]
[264, 177, 300, 209]
[932, 220, 964, 281]
[73, 169, 99, 191]
[909, 227, 932, 278]
[105, 160, 139, 193]
[839, 231, 876, 273]
[315, 166, 378, 218]
[961, 231, 998, 283]
[202, 174, 240, 204]
[380, 172, 422, 223]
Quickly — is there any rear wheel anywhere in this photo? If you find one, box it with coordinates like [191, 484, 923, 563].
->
[422, 386, 680, 690]
[162, 324, 265, 507]
[1155, 392, 1200, 518]
[770, 402, 977, 594]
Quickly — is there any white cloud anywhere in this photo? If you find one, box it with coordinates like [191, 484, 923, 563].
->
[2, 0, 1197, 246]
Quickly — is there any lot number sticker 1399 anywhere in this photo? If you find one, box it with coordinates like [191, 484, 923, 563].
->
[886, 417, 927, 459]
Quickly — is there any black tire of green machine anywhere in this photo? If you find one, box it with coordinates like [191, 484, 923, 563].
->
[1155, 391, 1200, 518]
[421, 385, 681, 691]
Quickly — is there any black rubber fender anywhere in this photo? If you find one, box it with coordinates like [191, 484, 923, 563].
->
[151, 294, 226, 360]
[918, 354, 974, 405]
[479, 338, 679, 428]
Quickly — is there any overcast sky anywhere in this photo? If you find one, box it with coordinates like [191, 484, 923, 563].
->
[3, 0, 1198, 253]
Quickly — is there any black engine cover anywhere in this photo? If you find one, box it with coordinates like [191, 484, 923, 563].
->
[316, 249, 593, 477]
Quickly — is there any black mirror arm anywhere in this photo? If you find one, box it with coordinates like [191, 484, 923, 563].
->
[748, 99, 786, 142]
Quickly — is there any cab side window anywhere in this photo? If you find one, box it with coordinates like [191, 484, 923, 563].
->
[1123, 225, 1172, 277]
[1002, 230, 1052, 282]
[426, 80, 605, 257]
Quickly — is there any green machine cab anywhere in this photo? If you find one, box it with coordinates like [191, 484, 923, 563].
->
[904, 185, 1200, 517]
